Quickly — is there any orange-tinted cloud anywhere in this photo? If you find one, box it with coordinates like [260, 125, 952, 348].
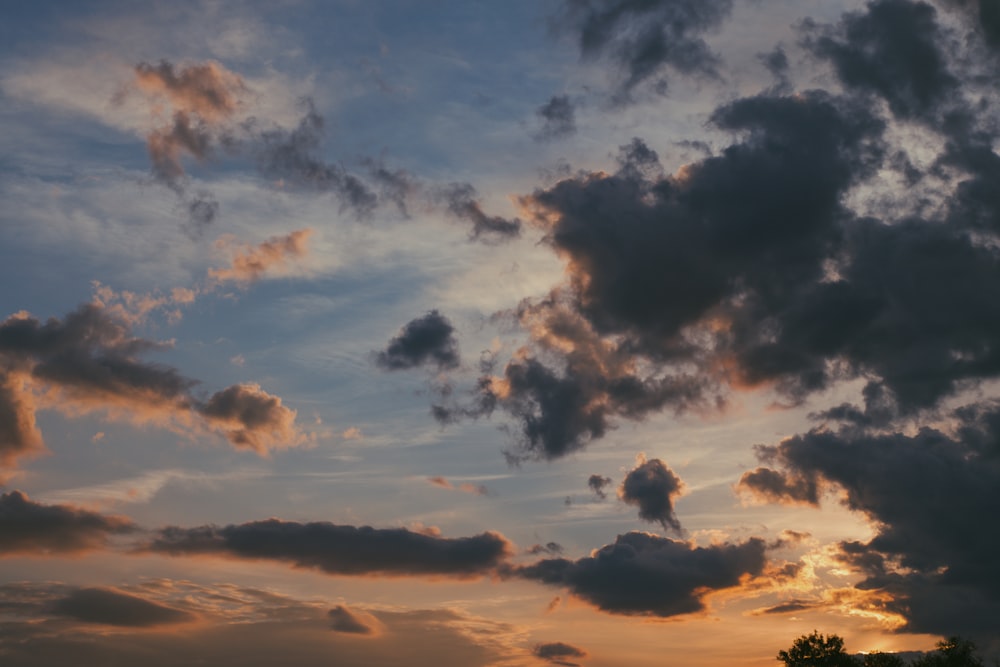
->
[198, 383, 305, 453]
[208, 229, 313, 284]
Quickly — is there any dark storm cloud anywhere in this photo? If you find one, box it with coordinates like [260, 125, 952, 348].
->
[741, 401, 1000, 648]
[328, 605, 375, 635]
[587, 474, 612, 499]
[804, 0, 959, 122]
[939, 0, 1000, 48]
[534, 641, 588, 666]
[618, 456, 684, 532]
[144, 519, 513, 578]
[558, 0, 734, 99]
[536, 95, 577, 140]
[0, 490, 136, 555]
[50, 587, 194, 627]
[510, 532, 768, 616]
[375, 311, 460, 371]
[435, 183, 521, 242]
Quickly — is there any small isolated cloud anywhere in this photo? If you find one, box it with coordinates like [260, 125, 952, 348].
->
[527, 542, 564, 556]
[197, 383, 305, 453]
[50, 587, 195, 627]
[0, 490, 136, 555]
[587, 474, 612, 500]
[427, 476, 489, 496]
[534, 641, 588, 666]
[143, 519, 513, 579]
[435, 183, 521, 242]
[208, 229, 313, 284]
[341, 426, 363, 440]
[375, 311, 460, 371]
[328, 605, 376, 635]
[618, 455, 685, 532]
[536, 95, 576, 140]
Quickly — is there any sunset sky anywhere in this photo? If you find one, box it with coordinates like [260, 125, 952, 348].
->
[2, 1, 999, 665]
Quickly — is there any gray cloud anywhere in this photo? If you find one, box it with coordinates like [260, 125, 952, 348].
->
[511, 531, 768, 616]
[50, 587, 194, 627]
[0, 490, 136, 555]
[375, 311, 460, 372]
[144, 519, 513, 579]
[558, 0, 734, 100]
[435, 183, 521, 242]
[587, 474, 612, 500]
[536, 95, 577, 140]
[618, 456, 684, 532]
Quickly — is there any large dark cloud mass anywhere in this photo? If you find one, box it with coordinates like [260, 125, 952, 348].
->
[558, 0, 734, 99]
[618, 456, 684, 532]
[511, 532, 767, 616]
[739, 401, 1000, 651]
[0, 491, 136, 555]
[144, 519, 512, 578]
[375, 311, 461, 371]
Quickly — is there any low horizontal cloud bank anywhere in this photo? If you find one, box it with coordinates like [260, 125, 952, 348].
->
[738, 400, 1000, 650]
[375, 311, 460, 371]
[534, 641, 588, 666]
[50, 587, 194, 627]
[0, 300, 305, 472]
[510, 531, 768, 617]
[144, 519, 513, 578]
[0, 491, 136, 555]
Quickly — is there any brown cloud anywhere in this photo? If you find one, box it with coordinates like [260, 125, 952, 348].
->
[50, 587, 195, 627]
[198, 383, 305, 453]
[0, 490, 136, 555]
[208, 229, 313, 284]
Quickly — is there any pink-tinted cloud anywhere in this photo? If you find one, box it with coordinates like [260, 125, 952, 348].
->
[208, 229, 313, 284]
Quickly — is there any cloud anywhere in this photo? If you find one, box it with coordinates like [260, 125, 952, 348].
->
[618, 455, 684, 532]
[0, 301, 306, 471]
[197, 384, 304, 453]
[536, 95, 577, 140]
[587, 474, 612, 500]
[740, 401, 1000, 649]
[435, 183, 521, 242]
[534, 641, 588, 666]
[426, 477, 489, 496]
[134, 60, 245, 121]
[557, 0, 734, 100]
[327, 605, 375, 635]
[511, 531, 768, 616]
[208, 229, 313, 284]
[143, 519, 513, 579]
[0, 490, 136, 555]
[50, 587, 195, 627]
[375, 311, 461, 371]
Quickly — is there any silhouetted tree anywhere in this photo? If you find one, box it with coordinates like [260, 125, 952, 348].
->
[863, 652, 906, 667]
[778, 631, 860, 666]
[911, 637, 984, 667]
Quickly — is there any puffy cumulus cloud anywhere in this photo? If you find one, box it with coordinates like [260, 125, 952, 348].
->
[534, 641, 588, 666]
[375, 311, 461, 372]
[557, 0, 733, 100]
[198, 384, 304, 453]
[434, 183, 522, 242]
[50, 587, 195, 627]
[327, 605, 376, 635]
[143, 519, 513, 579]
[536, 95, 577, 141]
[510, 531, 768, 617]
[208, 229, 313, 284]
[0, 302, 306, 472]
[436, 297, 710, 461]
[587, 473, 612, 500]
[0, 490, 136, 555]
[618, 455, 684, 532]
[739, 401, 1000, 650]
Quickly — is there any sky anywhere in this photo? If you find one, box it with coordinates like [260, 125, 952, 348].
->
[1, 1, 999, 665]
